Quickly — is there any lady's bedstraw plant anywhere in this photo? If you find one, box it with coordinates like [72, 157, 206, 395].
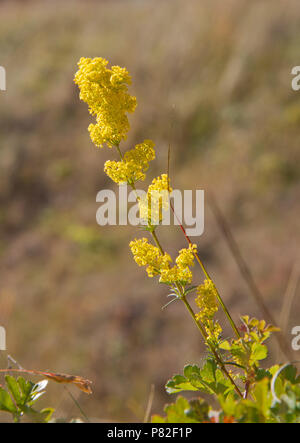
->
[75, 57, 300, 423]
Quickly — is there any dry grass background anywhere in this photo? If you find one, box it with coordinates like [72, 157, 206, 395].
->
[0, 0, 299, 421]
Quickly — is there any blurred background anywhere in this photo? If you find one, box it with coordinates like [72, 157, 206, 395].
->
[0, 0, 299, 422]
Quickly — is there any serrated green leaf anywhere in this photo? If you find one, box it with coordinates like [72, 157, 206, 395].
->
[166, 374, 199, 394]
[17, 377, 34, 406]
[0, 387, 17, 414]
[5, 375, 22, 406]
[166, 360, 234, 396]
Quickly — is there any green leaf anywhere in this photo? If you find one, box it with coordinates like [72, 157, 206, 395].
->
[218, 392, 237, 417]
[0, 387, 17, 414]
[39, 407, 55, 423]
[5, 375, 22, 406]
[23, 406, 55, 423]
[151, 396, 204, 423]
[219, 340, 231, 351]
[255, 368, 273, 381]
[183, 286, 198, 296]
[151, 414, 166, 423]
[280, 365, 300, 385]
[166, 374, 198, 394]
[251, 343, 268, 362]
[184, 398, 210, 422]
[17, 377, 35, 406]
[166, 360, 234, 396]
[253, 378, 272, 418]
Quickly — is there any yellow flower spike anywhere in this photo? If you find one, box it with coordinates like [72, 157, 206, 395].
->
[159, 244, 196, 285]
[175, 244, 197, 269]
[205, 319, 222, 342]
[104, 140, 155, 185]
[148, 174, 171, 193]
[195, 279, 219, 322]
[195, 279, 222, 342]
[104, 160, 128, 185]
[124, 140, 156, 172]
[129, 238, 172, 278]
[74, 57, 137, 148]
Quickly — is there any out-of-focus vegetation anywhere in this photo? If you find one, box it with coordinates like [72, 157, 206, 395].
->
[0, 0, 299, 421]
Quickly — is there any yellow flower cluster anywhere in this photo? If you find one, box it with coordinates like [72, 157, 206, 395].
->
[159, 244, 196, 285]
[139, 174, 172, 226]
[195, 279, 218, 322]
[195, 279, 221, 341]
[130, 239, 197, 285]
[129, 238, 172, 278]
[205, 319, 222, 342]
[176, 243, 197, 268]
[74, 57, 137, 148]
[104, 140, 155, 184]
[159, 265, 192, 285]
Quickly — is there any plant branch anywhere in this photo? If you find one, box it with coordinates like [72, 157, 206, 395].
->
[170, 200, 241, 339]
[181, 295, 243, 398]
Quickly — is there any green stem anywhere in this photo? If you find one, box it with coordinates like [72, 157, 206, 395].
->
[170, 201, 240, 339]
[194, 253, 240, 339]
[151, 230, 164, 255]
[116, 144, 124, 160]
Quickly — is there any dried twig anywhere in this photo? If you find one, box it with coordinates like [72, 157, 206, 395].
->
[143, 384, 155, 423]
[0, 368, 92, 394]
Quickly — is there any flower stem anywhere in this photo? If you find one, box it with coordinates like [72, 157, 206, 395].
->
[151, 230, 164, 255]
[116, 144, 124, 160]
[181, 295, 243, 398]
[170, 200, 240, 339]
